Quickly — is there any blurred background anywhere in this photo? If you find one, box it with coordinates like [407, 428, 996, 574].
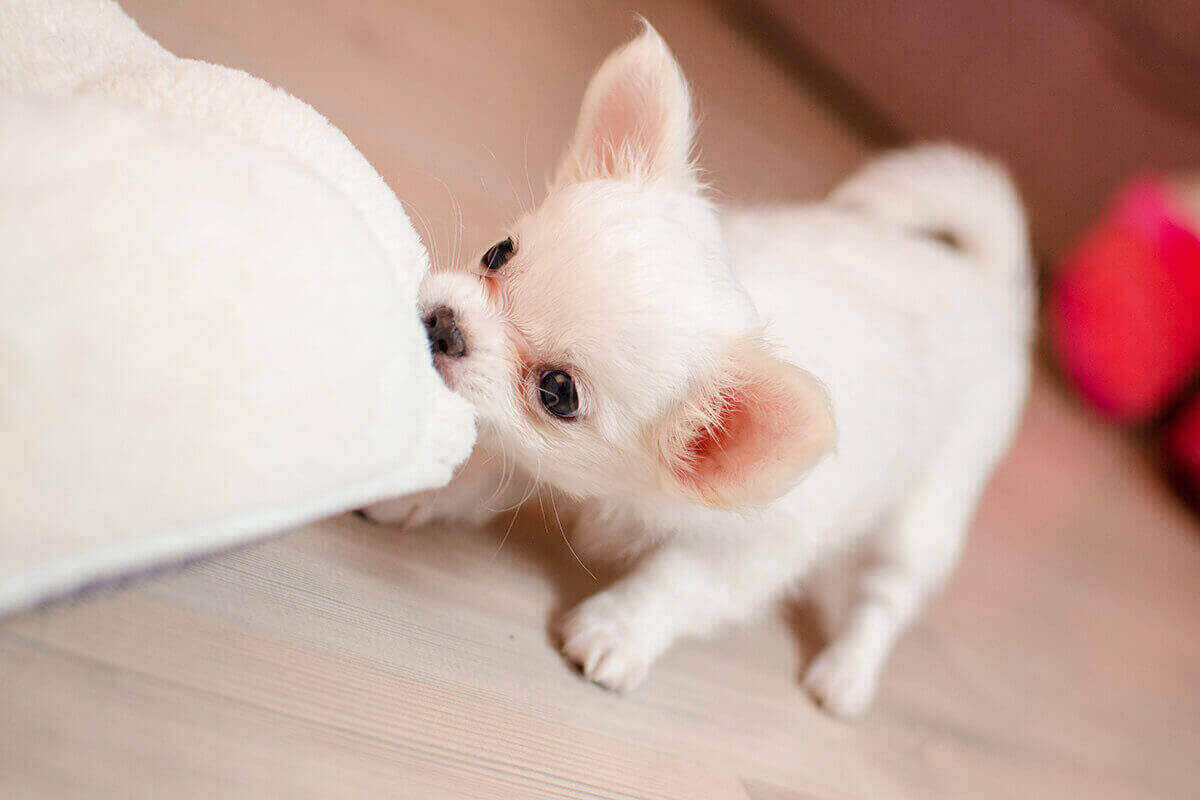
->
[3, 1, 1199, 798]
[738, 0, 1200, 257]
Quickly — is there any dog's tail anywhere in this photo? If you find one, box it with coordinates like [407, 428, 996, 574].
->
[830, 144, 1031, 283]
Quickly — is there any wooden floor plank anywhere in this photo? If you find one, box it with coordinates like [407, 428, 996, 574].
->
[4, 599, 748, 800]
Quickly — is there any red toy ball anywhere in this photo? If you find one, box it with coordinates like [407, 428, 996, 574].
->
[1050, 179, 1200, 423]
[1050, 177, 1200, 508]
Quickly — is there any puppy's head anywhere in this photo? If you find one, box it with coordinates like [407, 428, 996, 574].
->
[423, 24, 834, 507]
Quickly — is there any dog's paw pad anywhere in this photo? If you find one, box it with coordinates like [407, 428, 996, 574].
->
[558, 595, 652, 694]
[803, 641, 881, 719]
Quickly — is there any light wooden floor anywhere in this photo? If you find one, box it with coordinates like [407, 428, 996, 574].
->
[4, 2, 1200, 798]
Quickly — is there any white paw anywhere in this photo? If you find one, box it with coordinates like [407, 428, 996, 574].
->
[358, 495, 437, 529]
[803, 640, 882, 719]
[558, 592, 657, 694]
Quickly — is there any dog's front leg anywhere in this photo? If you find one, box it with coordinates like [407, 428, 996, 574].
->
[558, 509, 813, 693]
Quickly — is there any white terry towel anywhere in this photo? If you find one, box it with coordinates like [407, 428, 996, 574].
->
[0, 0, 475, 614]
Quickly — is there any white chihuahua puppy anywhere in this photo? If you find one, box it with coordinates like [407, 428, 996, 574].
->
[366, 25, 1031, 717]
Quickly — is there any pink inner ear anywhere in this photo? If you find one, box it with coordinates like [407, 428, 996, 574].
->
[675, 379, 803, 505]
[589, 79, 656, 176]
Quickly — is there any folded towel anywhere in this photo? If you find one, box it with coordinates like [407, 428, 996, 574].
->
[0, 0, 475, 614]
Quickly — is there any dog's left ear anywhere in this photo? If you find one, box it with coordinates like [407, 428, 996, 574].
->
[656, 338, 836, 508]
[555, 22, 694, 186]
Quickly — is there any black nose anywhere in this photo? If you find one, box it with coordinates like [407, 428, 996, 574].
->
[423, 306, 466, 358]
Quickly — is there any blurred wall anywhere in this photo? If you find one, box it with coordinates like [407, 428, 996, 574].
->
[742, 0, 1200, 259]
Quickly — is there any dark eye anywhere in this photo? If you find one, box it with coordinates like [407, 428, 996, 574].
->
[538, 370, 579, 419]
[482, 237, 516, 271]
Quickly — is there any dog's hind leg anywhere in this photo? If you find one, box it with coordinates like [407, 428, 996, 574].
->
[804, 362, 1027, 717]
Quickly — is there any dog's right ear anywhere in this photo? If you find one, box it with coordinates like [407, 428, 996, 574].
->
[554, 22, 695, 186]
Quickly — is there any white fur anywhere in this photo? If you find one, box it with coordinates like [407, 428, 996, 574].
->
[365, 25, 1032, 717]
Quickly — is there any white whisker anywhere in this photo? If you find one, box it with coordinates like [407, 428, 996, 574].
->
[491, 506, 521, 560]
[483, 144, 531, 216]
[522, 127, 537, 212]
[550, 485, 596, 581]
[432, 176, 465, 270]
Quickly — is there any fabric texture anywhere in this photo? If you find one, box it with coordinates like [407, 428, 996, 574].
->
[0, 0, 475, 614]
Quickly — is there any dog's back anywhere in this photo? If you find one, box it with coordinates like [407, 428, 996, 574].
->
[725, 146, 1032, 545]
